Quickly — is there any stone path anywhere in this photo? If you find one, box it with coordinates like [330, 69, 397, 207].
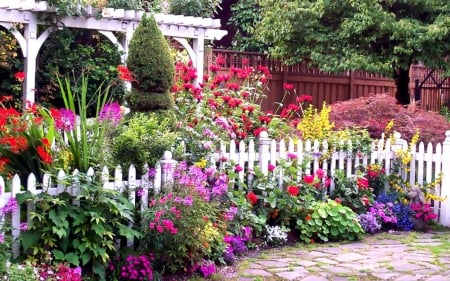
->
[219, 231, 450, 281]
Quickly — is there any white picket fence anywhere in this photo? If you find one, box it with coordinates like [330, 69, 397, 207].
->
[1, 131, 450, 257]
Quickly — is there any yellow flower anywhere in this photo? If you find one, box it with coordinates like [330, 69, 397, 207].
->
[194, 159, 207, 168]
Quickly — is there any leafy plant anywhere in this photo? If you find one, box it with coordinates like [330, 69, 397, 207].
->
[112, 112, 177, 172]
[19, 172, 142, 280]
[169, 0, 222, 17]
[0, 262, 38, 281]
[53, 74, 122, 172]
[297, 199, 364, 243]
[331, 169, 374, 214]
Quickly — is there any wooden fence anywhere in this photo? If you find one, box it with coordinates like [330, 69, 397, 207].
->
[206, 50, 449, 113]
[1, 131, 450, 257]
[205, 49, 397, 112]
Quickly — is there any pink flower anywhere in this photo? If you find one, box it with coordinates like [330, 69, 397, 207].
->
[287, 152, 297, 160]
[268, 164, 276, 172]
[235, 164, 243, 172]
[315, 168, 325, 179]
[303, 175, 315, 184]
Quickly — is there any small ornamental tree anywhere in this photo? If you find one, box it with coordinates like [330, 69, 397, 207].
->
[126, 14, 174, 112]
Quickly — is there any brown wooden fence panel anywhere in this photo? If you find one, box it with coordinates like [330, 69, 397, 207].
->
[205, 49, 397, 112]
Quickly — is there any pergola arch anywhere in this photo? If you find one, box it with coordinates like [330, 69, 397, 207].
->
[0, 1, 227, 104]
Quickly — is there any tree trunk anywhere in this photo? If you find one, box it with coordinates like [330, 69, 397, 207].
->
[393, 66, 411, 105]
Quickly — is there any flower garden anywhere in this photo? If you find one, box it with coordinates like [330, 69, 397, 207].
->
[1, 9, 450, 281]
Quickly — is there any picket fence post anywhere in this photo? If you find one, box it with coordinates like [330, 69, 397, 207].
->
[440, 131, 450, 226]
[160, 151, 177, 192]
[258, 131, 271, 176]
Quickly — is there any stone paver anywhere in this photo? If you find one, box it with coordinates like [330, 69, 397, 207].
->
[232, 231, 450, 281]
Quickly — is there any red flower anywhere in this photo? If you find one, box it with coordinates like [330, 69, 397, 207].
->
[215, 55, 225, 66]
[37, 146, 52, 164]
[335, 198, 342, 204]
[303, 175, 315, 184]
[361, 196, 369, 206]
[283, 83, 295, 90]
[246, 192, 258, 205]
[0, 157, 10, 172]
[357, 177, 369, 189]
[287, 185, 299, 196]
[15, 71, 25, 83]
[296, 95, 313, 103]
[117, 65, 134, 81]
[305, 215, 312, 221]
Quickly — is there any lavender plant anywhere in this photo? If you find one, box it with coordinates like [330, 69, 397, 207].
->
[358, 212, 381, 234]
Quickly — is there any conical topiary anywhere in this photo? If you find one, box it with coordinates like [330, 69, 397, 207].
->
[125, 14, 174, 112]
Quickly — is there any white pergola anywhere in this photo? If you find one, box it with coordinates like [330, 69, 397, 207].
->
[0, 0, 227, 104]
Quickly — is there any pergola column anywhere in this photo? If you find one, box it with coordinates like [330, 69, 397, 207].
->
[22, 14, 51, 104]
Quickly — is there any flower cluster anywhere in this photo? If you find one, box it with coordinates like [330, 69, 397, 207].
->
[368, 202, 398, 228]
[0, 99, 55, 178]
[36, 263, 82, 281]
[358, 212, 381, 234]
[223, 226, 252, 265]
[264, 225, 289, 246]
[410, 203, 437, 222]
[108, 254, 154, 281]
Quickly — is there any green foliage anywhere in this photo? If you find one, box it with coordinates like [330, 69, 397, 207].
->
[112, 112, 178, 171]
[229, 0, 267, 52]
[169, 0, 222, 17]
[0, 262, 37, 280]
[55, 75, 113, 172]
[126, 15, 174, 112]
[330, 170, 374, 214]
[440, 106, 450, 122]
[124, 89, 173, 112]
[297, 200, 364, 243]
[37, 28, 123, 116]
[19, 173, 142, 280]
[256, 0, 450, 104]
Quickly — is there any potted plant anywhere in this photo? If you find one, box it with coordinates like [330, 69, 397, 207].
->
[410, 202, 437, 231]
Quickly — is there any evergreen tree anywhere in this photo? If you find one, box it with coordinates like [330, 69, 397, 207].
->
[126, 14, 174, 112]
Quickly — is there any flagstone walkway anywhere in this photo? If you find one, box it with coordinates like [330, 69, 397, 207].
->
[219, 231, 450, 281]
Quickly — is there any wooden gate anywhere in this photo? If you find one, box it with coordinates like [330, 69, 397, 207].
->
[413, 65, 450, 111]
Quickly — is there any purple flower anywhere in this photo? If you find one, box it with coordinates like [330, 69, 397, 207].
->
[148, 168, 156, 178]
[58, 108, 75, 131]
[1, 197, 18, 214]
[225, 206, 238, 221]
[99, 102, 122, 126]
[136, 188, 144, 198]
[183, 196, 193, 206]
[199, 261, 216, 277]
[19, 222, 28, 231]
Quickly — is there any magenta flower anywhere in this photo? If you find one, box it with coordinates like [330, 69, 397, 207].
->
[287, 152, 297, 159]
[99, 102, 122, 126]
[268, 164, 276, 172]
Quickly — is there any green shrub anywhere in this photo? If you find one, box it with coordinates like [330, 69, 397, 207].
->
[297, 200, 364, 243]
[126, 14, 174, 112]
[112, 113, 178, 171]
[19, 173, 142, 280]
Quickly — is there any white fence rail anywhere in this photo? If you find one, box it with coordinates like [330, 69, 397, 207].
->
[1, 131, 450, 257]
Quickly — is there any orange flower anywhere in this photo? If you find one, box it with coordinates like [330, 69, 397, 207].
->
[305, 214, 312, 221]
